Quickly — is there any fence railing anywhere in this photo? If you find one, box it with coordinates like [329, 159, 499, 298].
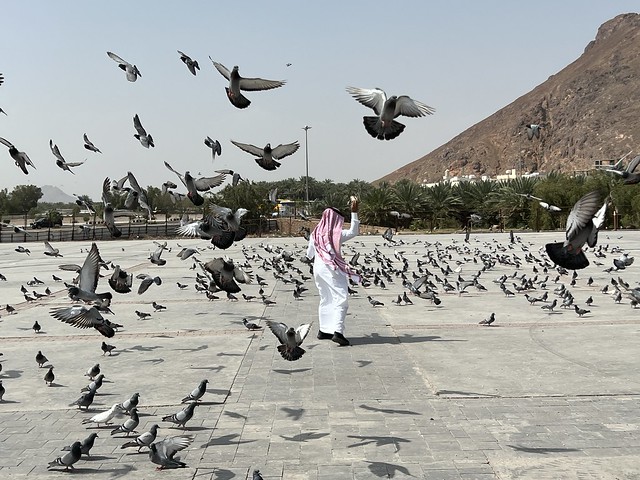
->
[0, 219, 279, 243]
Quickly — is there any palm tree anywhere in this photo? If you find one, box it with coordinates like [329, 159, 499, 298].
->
[424, 182, 460, 230]
[360, 187, 395, 226]
[392, 180, 426, 217]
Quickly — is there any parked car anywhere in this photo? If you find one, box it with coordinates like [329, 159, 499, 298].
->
[31, 217, 63, 229]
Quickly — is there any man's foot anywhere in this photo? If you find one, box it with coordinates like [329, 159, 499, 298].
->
[331, 332, 350, 346]
[317, 331, 333, 340]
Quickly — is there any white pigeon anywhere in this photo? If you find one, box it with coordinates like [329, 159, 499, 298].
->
[346, 86, 435, 140]
[81, 404, 125, 426]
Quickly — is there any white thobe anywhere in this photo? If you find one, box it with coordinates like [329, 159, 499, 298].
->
[306, 213, 360, 335]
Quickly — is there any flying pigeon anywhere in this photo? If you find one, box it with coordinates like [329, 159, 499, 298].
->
[164, 161, 226, 206]
[43, 241, 63, 257]
[525, 123, 543, 140]
[177, 50, 200, 75]
[517, 193, 561, 212]
[107, 51, 142, 82]
[50, 305, 117, 337]
[83, 133, 102, 153]
[109, 264, 133, 293]
[204, 257, 253, 293]
[230, 140, 299, 171]
[149, 435, 192, 469]
[210, 58, 286, 109]
[67, 243, 113, 306]
[545, 191, 603, 270]
[133, 114, 154, 148]
[102, 177, 123, 238]
[0, 137, 36, 174]
[346, 86, 435, 140]
[49, 139, 84, 173]
[266, 320, 312, 361]
[204, 137, 222, 161]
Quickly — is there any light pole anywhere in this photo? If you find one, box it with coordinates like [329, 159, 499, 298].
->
[303, 126, 311, 206]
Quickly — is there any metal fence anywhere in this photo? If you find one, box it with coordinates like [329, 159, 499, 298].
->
[0, 219, 279, 244]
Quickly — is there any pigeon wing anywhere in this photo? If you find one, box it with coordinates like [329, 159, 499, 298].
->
[237, 75, 285, 92]
[49, 140, 65, 162]
[79, 243, 101, 293]
[271, 141, 300, 160]
[394, 96, 435, 118]
[107, 51, 129, 66]
[133, 115, 147, 136]
[210, 59, 231, 80]
[193, 174, 226, 191]
[294, 323, 312, 344]
[266, 320, 288, 344]
[346, 87, 387, 115]
[158, 435, 192, 459]
[230, 140, 264, 157]
[164, 161, 187, 187]
[627, 155, 640, 173]
[565, 191, 601, 241]
[0, 136, 14, 148]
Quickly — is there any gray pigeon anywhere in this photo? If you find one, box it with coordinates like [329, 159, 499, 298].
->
[36, 350, 48, 367]
[210, 58, 285, 109]
[137, 274, 162, 295]
[63, 433, 98, 457]
[525, 123, 543, 140]
[67, 243, 112, 306]
[162, 402, 198, 429]
[346, 86, 435, 140]
[149, 435, 192, 469]
[253, 470, 264, 480]
[69, 388, 96, 410]
[479, 313, 495, 326]
[605, 154, 640, 185]
[181, 379, 208, 403]
[49, 139, 84, 174]
[0, 136, 36, 174]
[102, 177, 122, 238]
[164, 160, 226, 206]
[133, 114, 154, 148]
[178, 50, 200, 75]
[50, 305, 116, 338]
[204, 257, 253, 293]
[204, 137, 222, 161]
[111, 407, 140, 436]
[266, 320, 312, 361]
[85, 364, 100, 380]
[107, 51, 141, 82]
[118, 392, 140, 413]
[44, 240, 63, 257]
[121, 424, 159, 452]
[48, 441, 82, 470]
[230, 140, 299, 171]
[0, 380, 5, 401]
[545, 191, 604, 270]
[243, 318, 262, 330]
[83, 133, 101, 153]
[44, 366, 55, 386]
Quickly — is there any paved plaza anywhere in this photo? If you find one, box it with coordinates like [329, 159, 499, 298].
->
[0, 231, 639, 479]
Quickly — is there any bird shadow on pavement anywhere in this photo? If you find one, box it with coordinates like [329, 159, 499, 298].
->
[436, 390, 500, 398]
[508, 444, 581, 454]
[46, 383, 66, 388]
[106, 464, 138, 478]
[83, 455, 111, 461]
[280, 432, 329, 442]
[366, 461, 412, 478]
[347, 435, 410, 450]
[1, 369, 23, 379]
[200, 433, 255, 449]
[173, 344, 208, 352]
[210, 468, 236, 480]
[120, 345, 163, 352]
[190, 366, 225, 373]
[354, 334, 466, 345]
[358, 404, 420, 415]
[272, 368, 311, 375]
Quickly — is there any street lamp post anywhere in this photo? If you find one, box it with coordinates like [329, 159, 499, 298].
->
[303, 126, 311, 207]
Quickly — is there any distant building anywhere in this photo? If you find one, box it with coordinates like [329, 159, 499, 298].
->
[422, 167, 541, 188]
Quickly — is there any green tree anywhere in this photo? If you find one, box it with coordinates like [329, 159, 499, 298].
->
[8, 185, 43, 214]
[424, 182, 460, 230]
[360, 186, 395, 226]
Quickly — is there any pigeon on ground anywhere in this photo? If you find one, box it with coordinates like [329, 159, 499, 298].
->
[545, 191, 604, 270]
[253, 470, 264, 480]
[367, 296, 384, 307]
[243, 318, 262, 330]
[266, 320, 312, 361]
[346, 86, 435, 140]
[135, 310, 151, 320]
[82, 404, 124, 426]
[479, 313, 495, 326]
[152, 301, 166, 312]
[149, 435, 192, 469]
[33, 320, 41, 333]
[204, 137, 222, 161]
[121, 424, 159, 452]
[83, 133, 101, 153]
[107, 51, 141, 82]
[111, 407, 139, 436]
[230, 140, 299, 171]
[44, 366, 55, 385]
[36, 350, 48, 367]
[48, 441, 82, 470]
[0, 136, 36, 174]
[63, 433, 99, 457]
[50, 305, 117, 338]
[178, 50, 200, 75]
[133, 114, 154, 148]
[85, 364, 100, 380]
[69, 389, 96, 410]
[162, 402, 198, 429]
[49, 139, 84, 173]
[574, 305, 590, 317]
[541, 299, 558, 312]
[181, 379, 208, 403]
[81, 374, 105, 393]
[210, 59, 285, 109]
[118, 392, 140, 413]
[101, 341, 116, 356]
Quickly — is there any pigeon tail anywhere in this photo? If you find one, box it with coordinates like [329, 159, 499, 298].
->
[362, 116, 405, 141]
[277, 345, 306, 361]
[256, 158, 280, 171]
[545, 242, 590, 270]
[225, 87, 251, 109]
[188, 192, 204, 206]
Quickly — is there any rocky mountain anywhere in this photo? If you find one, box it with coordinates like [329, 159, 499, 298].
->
[40, 185, 76, 204]
[378, 13, 640, 184]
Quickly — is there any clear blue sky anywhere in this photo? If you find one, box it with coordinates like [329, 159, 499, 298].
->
[0, 1, 637, 199]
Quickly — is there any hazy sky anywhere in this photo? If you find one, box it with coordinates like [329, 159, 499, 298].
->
[0, 1, 637, 199]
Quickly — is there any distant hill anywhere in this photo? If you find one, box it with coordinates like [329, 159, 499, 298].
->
[378, 13, 640, 184]
[40, 185, 76, 204]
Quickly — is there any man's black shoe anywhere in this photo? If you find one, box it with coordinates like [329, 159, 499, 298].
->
[317, 331, 333, 340]
[331, 332, 350, 346]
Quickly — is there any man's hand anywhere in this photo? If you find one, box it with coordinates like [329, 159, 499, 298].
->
[350, 195, 359, 213]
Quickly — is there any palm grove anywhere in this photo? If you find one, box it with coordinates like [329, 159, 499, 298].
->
[1, 171, 638, 232]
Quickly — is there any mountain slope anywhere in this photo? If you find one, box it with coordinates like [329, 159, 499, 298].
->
[378, 13, 640, 184]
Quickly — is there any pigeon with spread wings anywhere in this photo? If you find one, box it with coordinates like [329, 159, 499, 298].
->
[545, 191, 604, 270]
[203, 257, 252, 293]
[163, 161, 226, 206]
[230, 140, 299, 171]
[107, 51, 142, 82]
[133, 114, 154, 148]
[83, 133, 102, 153]
[0, 137, 36, 174]
[266, 320, 312, 361]
[102, 178, 122, 238]
[177, 50, 199, 76]
[49, 305, 117, 338]
[210, 58, 285, 109]
[204, 137, 221, 162]
[49, 139, 84, 174]
[346, 86, 435, 140]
